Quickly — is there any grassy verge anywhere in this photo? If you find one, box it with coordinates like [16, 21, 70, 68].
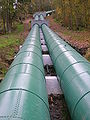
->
[0, 23, 24, 76]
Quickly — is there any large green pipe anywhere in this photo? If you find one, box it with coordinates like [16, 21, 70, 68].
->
[35, 15, 39, 20]
[40, 14, 44, 20]
[0, 24, 50, 120]
[42, 24, 90, 120]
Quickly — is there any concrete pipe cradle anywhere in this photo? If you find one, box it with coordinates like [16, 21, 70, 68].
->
[42, 24, 90, 120]
[0, 24, 50, 120]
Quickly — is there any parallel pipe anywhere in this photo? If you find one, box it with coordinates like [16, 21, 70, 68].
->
[42, 24, 90, 120]
[0, 24, 50, 120]
[35, 15, 39, 20]
[40, 14, 44, 20]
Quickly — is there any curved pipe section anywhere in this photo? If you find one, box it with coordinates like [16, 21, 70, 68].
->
[34, 15, 39, 20]
[0, 24, 50, 120]
[40, 14, 44, 20]
[42, 24, 90, 120]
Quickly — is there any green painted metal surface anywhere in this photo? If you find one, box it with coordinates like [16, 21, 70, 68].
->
[0, 24, 50, 120]
[40, 15, 44, 20]
[42, 24, 90, 120]
[16, 44, 42, 59]
[0, 90, 49, 120]
[35, 15, 39, 20]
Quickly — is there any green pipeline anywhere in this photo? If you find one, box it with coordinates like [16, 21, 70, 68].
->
[40, 15, 44, 20]
[0, 24, 50, 120]
[42, 24, 90, 120]
[35, 15, 39, 20]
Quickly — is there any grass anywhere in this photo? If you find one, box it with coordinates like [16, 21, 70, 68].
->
[0, 61, 8, 77]
[0, 36, 20, 48]
[16, 23, 24, 33]
[0, 23, 24, 76]
[0, 23, 24, 59]
[0, 23, 24, 48]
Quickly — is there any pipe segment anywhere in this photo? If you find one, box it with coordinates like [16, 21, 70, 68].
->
[42, 24, 90, 120]
[0, 24, 50, 120]
[34, 15, 39, 20]
[40, 15, 44, 20]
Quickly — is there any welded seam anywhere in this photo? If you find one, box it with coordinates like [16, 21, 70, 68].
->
[8, 63, 45, 77]
[21, 43, 41, 49]
[62, 70, 90, 86]
[24, 39, 40, 43]
[11, 55, 43, 69]
[54, 50, 75, 65]
[0, 89, 49, 111]
[60, 61, 90, 86]
[11, 91, 22, 118]
[50, 43, 70, 55]
[22, 44, 41, 50]
[0, 116, 25, 120]
[6, 72, 45, 84]
[16, 51, 42, 60]
[47, 41, 64, 51]
[72, 91, 90, 118]
[45, 35, 53, 41]
[60, 71, 90, 94]
[23, 39, 40, 44]
[24, 37, 39, 41]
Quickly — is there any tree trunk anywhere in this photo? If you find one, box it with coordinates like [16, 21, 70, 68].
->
[8, 13, 12, 33]
[84, 0, 88, 28]
[2, 15, 6, 34]
[69, 0, 73, 29]
[6, 8, 12, 33]
[6, 10, 9, 32]
[61, 0, 66, 26]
